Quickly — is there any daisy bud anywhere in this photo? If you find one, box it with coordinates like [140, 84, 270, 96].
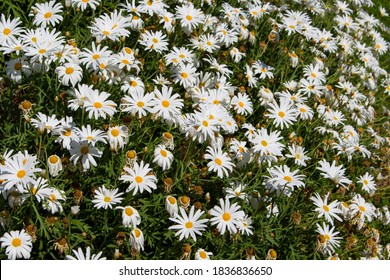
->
[266, 249, 277, 260]
[65, 0, 71, 8]
[179, 195, 190, 210]
[181, 243, 191, 260]
[47, 155, 63, 177]
[73, 189, 83, 204]
[71, 205, 80, 215]
[165, 196, 178, 217]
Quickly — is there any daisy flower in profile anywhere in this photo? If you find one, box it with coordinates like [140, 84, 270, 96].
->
[0, 15, 24, 44]
[267, 99, 297, 129]
[357, 172, 377, 193]
[120, 161, 158, 195]
[75, 125, 107, 146]
[210, 198, 245, 235]
[92, 185, 124, 210]
[71, 0, 101, 11]
[116, 206, 141, 228]
[139, 30, 168, 53]
[237, 215, 253, 236]
[47, 155, 63, 177]
[69, 140, 103, 171]
[169, 205, 208, 242]
[350, 194, 376, 222]
[310, 193, 343, 225]
[41, 187, 66, 214]
[150, 86, 184, 121]
[195, 248, 213, 260]
[66, 246, 106, 260]
[55, 62, 83, 87]
[130, 228, 144, 252]
[316, 222, 342, 256]
[165, 196, 179, 218]
[204, 146, 235, 179]
[153, 145, 173, 171]
[84, 91, 117, 120]
[31, 0, 63, 27]
[267, 165, 306, 190]
[286, 144, 310, 167]
[107, 125, 128, 151]
[0, 229, 32, 260]
[231, 93, 253, 115]
[224, 181, 246, 200]
[317, 160, 352, 188]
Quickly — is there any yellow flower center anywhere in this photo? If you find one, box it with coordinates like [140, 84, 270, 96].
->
[104, 196, 111, 203]
[65, 67, 74, 75]
[162, 100, 170, 108]
[17, 170, 26, 179]
[39, 49, 46, 54]
[222, 212, 231, 221]
[49, 155, 59, 164]
[14, 62, 22, 71]
[283, 175, 292, 182]
[322, 205, 330, 212]
[134, 228, 141, 238]
[137, 101, 144, 108]
[125, 207, 133, 216]
[152, 38, 159, 44]
[80, 146, 89, 154]
[289, 25, 295, 29]
[202, 120, 209, 127]
[300, 107, 306, 113]
[127, 150, 136, 159]
[186, 15, 193, 21]
[168, 196, 176, 204]
[179, 54, 185, 59]
[111, 129, 120, 137]
[238, 101, 244, 107]
[135, 176, 143, 184]
[215, 158, 222, 166]
[180, 196, 190, 204]
[63, 129, 72, 137]
[122, 59, 130, 65]
[44, 12, 52, 19]
[181, 72, 188, 79]
[359, 205, 366, 212]
[103, 30, 110, 36]
[311, 73, 317, 78]
[131, 80, 138, 87]
[94, 102, 103, 108]
[278, 111, 285, 118]
[199, 251, 207, 259]
[363, 180, 369, 185]
[87, 136, 94, 140]
[91, 54, 100, 60]
[12, 238, 22, 247]
[160, 149, 167, 157]
[50, 194, 57, 201]
[3, 28, 11, 35]
[21, 100, 32, 109]
[185, 221, 193, 229]
[261, 140, 268, 147]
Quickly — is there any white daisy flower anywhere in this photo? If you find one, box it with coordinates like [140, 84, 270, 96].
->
[0, 229, 32, 260]
[204, 146, 235, 179]
[168, 206, 208, 242]
[66, 246, 106, 260]
[69, 140, 103, 171]
[153, 145, 173, 171]
[120, 160, 157, 195]
[210, 198, 245, 235]
[92, 185, 123, 210]
[116, 206, 141, 228]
